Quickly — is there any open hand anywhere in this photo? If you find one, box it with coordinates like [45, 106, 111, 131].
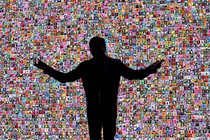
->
[148, 59, 164, 73]
[33, 58, 49, 70]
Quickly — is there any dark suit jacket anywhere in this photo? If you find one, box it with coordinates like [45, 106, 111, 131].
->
[44, 56, 153, 109]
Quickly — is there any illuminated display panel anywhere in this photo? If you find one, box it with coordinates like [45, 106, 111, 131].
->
[0, 1, 209, 139]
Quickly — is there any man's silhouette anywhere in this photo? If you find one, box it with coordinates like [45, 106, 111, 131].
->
[34, 36, 164, 140]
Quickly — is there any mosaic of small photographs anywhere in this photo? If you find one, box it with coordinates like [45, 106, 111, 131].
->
[0, 0, 209, 139]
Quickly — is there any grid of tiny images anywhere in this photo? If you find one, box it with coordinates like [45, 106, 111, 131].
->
[0, 0, 209, 139]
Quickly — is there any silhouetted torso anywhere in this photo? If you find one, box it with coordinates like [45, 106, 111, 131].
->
[81, 56, 120, 108]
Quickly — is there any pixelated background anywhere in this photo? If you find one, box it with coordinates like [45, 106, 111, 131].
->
[0, 0, 209, 139]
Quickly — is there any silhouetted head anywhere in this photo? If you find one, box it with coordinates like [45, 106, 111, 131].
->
[89, 36, 106, 59]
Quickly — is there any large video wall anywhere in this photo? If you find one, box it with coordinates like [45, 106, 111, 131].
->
[0, 0, 209, 139]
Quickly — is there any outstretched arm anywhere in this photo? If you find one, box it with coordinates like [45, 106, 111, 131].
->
[118, 59, 164, 80]
[34, 59, 83, 83]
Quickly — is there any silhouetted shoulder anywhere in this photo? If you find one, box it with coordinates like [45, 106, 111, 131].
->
[80, 59, 97, 70]
[113, 58, 121, 64]
[113, 58, 122, 63]
[80, 60, 89, 65]
[104, 57, 121, 66]
[83, 59, 95, 64]
[112, 58, 122, 65]
[79, 60, 89, 68]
